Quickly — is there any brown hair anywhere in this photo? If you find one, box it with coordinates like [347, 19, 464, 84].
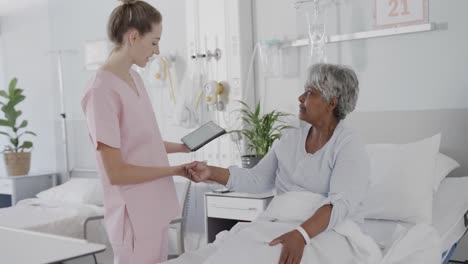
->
[108, 0, 162, 47]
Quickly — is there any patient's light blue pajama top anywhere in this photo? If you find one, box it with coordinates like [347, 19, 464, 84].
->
[226, 121, 370, 230]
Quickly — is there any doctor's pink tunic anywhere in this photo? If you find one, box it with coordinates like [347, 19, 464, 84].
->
[81, 69, 180, 264]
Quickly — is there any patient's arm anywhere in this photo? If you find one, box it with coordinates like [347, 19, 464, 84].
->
[269, 204, 332, 245]
[300, 204, 332, 239]
[224, 146, 279, 193]
[268, 204, 332, 264]
[325, 134, 369, 230]
[98, 142, 193, 185]
[189, 146, 278, 193]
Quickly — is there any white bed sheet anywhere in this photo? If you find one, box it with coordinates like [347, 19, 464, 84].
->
[360, 176, 468, 255]
[169, 177, 468, 264]
[0, 198, 104, 239]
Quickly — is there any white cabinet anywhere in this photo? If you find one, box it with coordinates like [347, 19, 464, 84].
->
[0, 172, 58, 207]
[204, 191, 273, 243]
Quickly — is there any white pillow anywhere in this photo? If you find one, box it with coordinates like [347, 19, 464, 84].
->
[36, 178, 103, 206]
[433, 153, 460, 192]
[363, 134, 440, 224]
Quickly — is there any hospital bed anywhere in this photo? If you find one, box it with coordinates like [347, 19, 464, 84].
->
[0, 178, 105, 240]
[347, 109, 468, 263]
[0, 178, 109, 263]
[0, 177, 192, 263]
[166, 176, 468, 264]
[0, 226, 105, 264]
[360, 176, 468, 264]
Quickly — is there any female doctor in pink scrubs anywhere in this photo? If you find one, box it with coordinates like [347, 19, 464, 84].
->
[81, 0, 194, 263]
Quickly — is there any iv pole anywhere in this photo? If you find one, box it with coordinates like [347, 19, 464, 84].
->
[47, 49, 77, 182]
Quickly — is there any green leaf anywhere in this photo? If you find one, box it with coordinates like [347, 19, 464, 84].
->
[0, 90, 8, 99]
[234, 100, 293, 156]
[19, 141, 33, 150]
[19, 120, 28, 128]
[0, 131, 12, 138]
[0, 119, 10, 127]
[25, 131, 37, 136]
[10, 95, 25, 107]
[254, 102, 261, 117]
[8, 78, 18, 97]
[10, 138, 19, 148]
[5, 109, 22, 129]
[3, 106, 17, 126]
[17, 131, 36, 139]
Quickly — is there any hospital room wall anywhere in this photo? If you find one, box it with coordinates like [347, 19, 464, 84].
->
[0, 37, 4, 95]
[0, 0, 193, 178]
[0, 5, 57, 175]
[0, 31, 5, 161]
[252, 0, 468, 116]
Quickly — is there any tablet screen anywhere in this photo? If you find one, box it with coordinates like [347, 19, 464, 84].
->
[181, 121, 226, 151]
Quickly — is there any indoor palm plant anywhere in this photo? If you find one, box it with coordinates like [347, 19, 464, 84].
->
[0, 77, 36, 176]
[232, 101, 292, 168]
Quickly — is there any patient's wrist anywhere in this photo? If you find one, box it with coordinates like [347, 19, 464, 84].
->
[211, 167, 229, 185]
[295, 226, 310, 245]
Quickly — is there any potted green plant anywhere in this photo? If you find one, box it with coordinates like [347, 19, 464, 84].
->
[0, 78, 36, 176]
[232, 101, 292, 168]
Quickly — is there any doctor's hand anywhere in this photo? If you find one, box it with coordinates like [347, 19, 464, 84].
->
[180, 143, 191, 153]
[187, 161, 212, 183]
[178, 161, 198, 179]
[269, 230, 306, 264]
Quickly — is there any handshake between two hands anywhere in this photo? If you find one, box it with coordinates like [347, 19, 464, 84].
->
[180, 161, 212, 183]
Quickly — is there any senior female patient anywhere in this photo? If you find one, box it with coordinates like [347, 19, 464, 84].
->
[188, 63, 369, 264]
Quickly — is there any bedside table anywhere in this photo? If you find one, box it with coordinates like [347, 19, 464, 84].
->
[0, 172, 58, 208]
[204, 191, 274, 243]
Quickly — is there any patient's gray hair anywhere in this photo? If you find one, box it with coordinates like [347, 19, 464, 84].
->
[305, 63, 359, 120]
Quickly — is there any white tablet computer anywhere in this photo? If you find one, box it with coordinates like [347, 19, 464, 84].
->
[181, 121, 227, 151]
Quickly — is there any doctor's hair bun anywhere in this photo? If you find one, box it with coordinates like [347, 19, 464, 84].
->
[119, 0, 139, 5]
[109, 0, 161, 46]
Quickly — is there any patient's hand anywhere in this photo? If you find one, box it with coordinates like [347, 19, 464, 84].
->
[269, 230, 306, 264]
[179, 161, 198, 179]
[187, 161, 212, 183]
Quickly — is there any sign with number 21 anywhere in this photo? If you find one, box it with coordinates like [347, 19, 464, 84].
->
[374, 0, 428, 28]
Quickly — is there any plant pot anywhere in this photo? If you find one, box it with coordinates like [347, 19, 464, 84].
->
[3, 152, 31, 176]
[241, 155, 263, 169]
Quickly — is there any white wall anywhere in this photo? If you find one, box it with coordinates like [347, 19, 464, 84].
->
[0, 30, 4, 90]
[0, 0, 192, 177]
[0, 23, 5, 159]
[0, 3, 57, 175]
[253, 0, 468, 116]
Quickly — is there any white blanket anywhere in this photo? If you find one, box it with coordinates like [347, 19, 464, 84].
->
[0, 198, 104, 239]
[381, 223, 441, 264]
[168, 192, 441, 264]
